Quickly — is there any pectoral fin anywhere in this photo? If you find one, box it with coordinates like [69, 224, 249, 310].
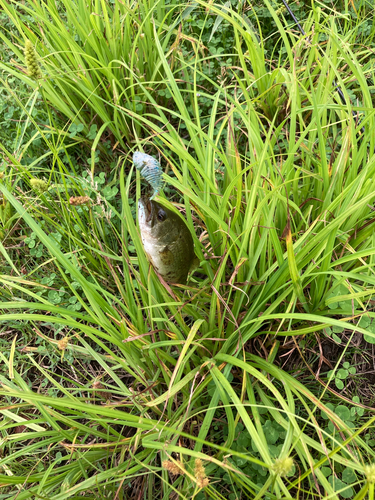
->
[159, 245, 174, 265]
[189, 255, 200, 273]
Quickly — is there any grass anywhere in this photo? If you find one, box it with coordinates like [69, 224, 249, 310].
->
[1, 0, 375, 498]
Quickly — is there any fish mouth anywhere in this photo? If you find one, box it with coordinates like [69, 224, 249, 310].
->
[147, 200, 152, 221]
[139, 196, 154, 223]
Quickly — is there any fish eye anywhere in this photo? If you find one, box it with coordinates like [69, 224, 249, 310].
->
[157, 210, 166, 221]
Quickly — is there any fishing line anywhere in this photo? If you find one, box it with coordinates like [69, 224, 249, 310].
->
[281, 0, 306, 36]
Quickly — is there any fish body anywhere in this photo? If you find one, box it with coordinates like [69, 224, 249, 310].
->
[133, 151, 163, 200]
[138, 198, 196, 283]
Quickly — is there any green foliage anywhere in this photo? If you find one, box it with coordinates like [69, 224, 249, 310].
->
[0, 0, 179, 146]
[68, 122, 84, 139]
[327, 362, 356, 390]
[1, 0, 375, 499]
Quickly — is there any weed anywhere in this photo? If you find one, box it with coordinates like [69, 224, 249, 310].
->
[1, 1, 375, 499]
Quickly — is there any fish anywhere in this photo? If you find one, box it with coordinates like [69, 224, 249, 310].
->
[133, 151, 163, 200]
[138, 197, 197, 284]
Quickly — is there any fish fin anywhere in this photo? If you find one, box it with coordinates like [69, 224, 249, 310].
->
[189, 255, 200, 273]
[159, 246, 174, 265]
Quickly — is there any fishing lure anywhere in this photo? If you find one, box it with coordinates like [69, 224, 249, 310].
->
[133, 151, 163, 200]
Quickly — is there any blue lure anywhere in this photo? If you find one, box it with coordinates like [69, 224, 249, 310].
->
[133, 151, 163, 200]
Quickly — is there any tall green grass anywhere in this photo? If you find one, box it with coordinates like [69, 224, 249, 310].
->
[1, 0, 375, 498]
[0, 0, 181, 146]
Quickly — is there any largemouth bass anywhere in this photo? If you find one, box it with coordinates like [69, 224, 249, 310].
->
[138, 198, 197, 283]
